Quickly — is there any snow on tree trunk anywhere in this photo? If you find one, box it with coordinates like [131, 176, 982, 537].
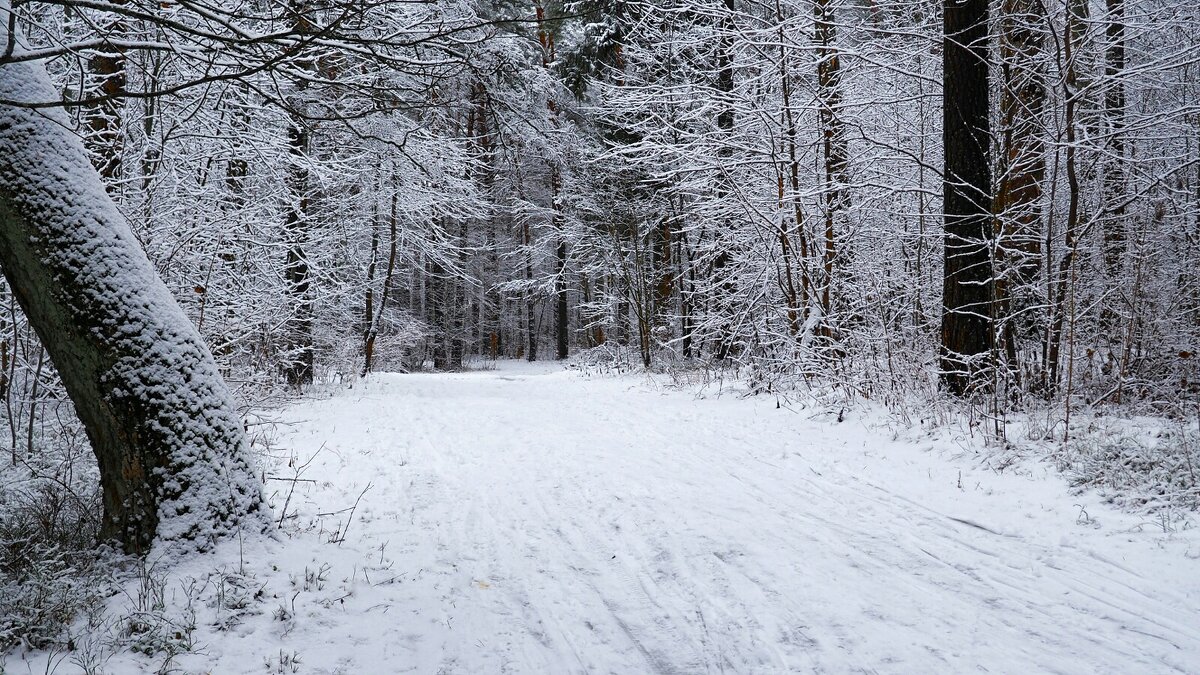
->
[0, 34, 268, 554]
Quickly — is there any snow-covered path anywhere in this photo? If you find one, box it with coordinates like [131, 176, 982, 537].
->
[152, 363, 1200, 672]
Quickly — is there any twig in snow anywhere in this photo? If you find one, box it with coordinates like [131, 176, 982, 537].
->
[332, 482, 372, 545]
[276, 444, 326, 527]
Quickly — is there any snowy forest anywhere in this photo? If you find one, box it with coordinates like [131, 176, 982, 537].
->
[2, 0, 1200, 670]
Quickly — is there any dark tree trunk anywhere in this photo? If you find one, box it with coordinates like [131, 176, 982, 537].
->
[774, 0, 811, 335]
[525, 218, 538, 362]
[0, 57, 266, 554]
[1102, 0, 1127, 274]
[429, 254, 449, 370]
[283, 0, 315, 387]
[1045, 0, 1087, 394]
[363, 204, 379, 369]
[940, 0, 995, 395]
[283, 117, 314, 386]
[654, 215, 674, 332]
[362, 188, 398, 376]
[472, 83, 503, 359]
[536, 4, 570, 362]
[715, 0, 736, 138]
[616, 290, 631, 346]
[712, 0, 737, 360]
[225, 85, 252, 206]
[83, 11, 126, 184]
[556, 238, 569, 360]
[815, 0, 849, 339]
[680, 232, 695, 357]
[996, 0, 1046, 285]
[996, 0, 1047, 373]
[453, 219, 468, 369]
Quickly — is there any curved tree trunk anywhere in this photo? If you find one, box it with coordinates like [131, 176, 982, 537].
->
[0, 51, 267, 554]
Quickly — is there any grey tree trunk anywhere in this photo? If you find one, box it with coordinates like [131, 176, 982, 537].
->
[0, 51, 267, 554]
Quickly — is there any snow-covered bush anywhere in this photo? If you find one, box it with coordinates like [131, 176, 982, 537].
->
[0, 441, 114, 652]
[1053, 418, 1200, 517]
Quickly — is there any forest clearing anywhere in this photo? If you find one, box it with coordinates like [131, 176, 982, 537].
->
[2, 0, 1199, 671]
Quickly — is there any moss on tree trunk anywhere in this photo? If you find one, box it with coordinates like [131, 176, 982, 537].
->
[0, 50, 268, 554]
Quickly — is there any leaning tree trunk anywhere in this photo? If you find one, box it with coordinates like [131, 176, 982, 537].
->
[940, 0, 995, 395]
[0, 49, 267, 554]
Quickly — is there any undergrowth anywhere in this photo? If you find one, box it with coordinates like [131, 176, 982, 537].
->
[1051, 417, 1200, 521]
[0, 439, 114, 654]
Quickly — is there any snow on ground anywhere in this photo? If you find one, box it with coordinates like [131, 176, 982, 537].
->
[10, 361, 1200, 674]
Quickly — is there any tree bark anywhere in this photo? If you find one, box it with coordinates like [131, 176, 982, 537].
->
[654, 215, 674, 334]
[996, 0, 1046, 284]
[1102, 0, 1126, 274]
[1046, 0, 1087, 394]
[774, 0, 812, 336]
[940, 0, 995, 394]
[0, 53, 266, 554]
[712, 0, 737, 360]
[524, 216, 538, 362]
[83, 6, 127, 184]
[556, 237, 569, 360]
[995, 0, 1047, 374]
[283, 0, 315, 387]
[362, 186, 398, 376]
[536, 4, 570, 361]
[815, 0, 850, 341]
[680, 231, 695, 357]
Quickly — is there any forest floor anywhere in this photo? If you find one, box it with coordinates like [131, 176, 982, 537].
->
[9, 361, 1200, 674]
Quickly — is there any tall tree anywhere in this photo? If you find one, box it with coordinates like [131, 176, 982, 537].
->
[712, 0, 738, 360]
[814, 0, 850, 340]
[995, 0, 1047, 371]
[82, 8, 126, 183]
[537, 3, 571, 360]
[282, 0, 316, 387]
[1101, 0, 1127, 274]
[1045, 0, 1089, 394]
[940, 0, 994, 394]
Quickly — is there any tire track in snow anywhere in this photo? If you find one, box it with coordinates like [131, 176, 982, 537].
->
[263, 364, 1200, 675]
